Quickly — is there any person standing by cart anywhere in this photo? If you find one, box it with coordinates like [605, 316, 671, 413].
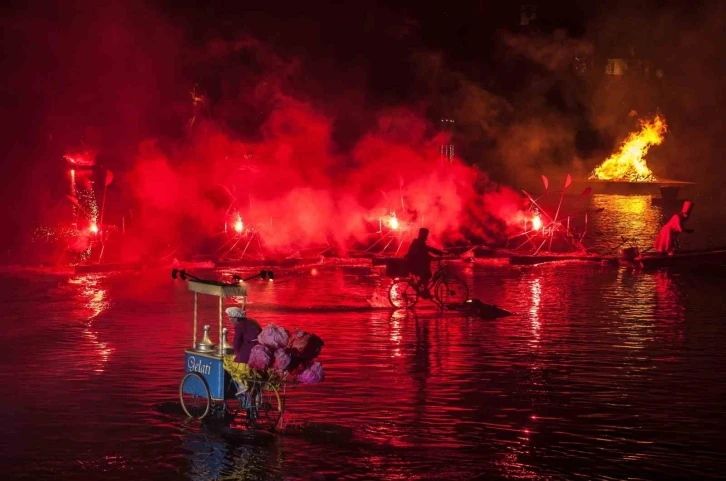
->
[223, 306, 261, 395]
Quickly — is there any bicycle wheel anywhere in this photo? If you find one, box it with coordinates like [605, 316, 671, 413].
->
[388, 280, 419, 309]
[246, 383, 283, 431]
[434, 276, 469, 309]
[179, 372, 211, 419]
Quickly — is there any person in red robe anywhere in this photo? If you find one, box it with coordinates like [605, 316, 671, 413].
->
[654, 200, 694, 254]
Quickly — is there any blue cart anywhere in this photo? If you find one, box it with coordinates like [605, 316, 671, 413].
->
[174, 270, 286, 430]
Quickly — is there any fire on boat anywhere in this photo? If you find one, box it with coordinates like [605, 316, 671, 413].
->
[576, 112, 694, 198]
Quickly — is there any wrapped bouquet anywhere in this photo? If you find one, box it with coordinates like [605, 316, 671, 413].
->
[250, 324, 325, 384]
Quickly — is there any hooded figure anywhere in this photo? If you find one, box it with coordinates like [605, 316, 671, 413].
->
[654, 200, 694, 254]
[404, 227, 444, 290]
[225, 306, 262, 363]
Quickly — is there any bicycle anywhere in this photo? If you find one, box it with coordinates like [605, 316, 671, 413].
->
[387, 259, 469, 310]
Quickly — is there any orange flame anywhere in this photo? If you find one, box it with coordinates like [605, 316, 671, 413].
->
[532, 214, 542, 231]
[589, 113, 667, 182]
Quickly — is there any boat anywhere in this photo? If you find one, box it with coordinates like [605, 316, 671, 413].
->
[73, 260, 216, 274]
[215, 257, 325, 268]
[471, 303, 515, 320]
[508, 253, 604, 265]
[571, 178, 695, 195]
[460, 298, 515, 319]
[630, 247, 726, 270]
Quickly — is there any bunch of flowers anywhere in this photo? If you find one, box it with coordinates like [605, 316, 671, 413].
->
[248, 324, 325, 384]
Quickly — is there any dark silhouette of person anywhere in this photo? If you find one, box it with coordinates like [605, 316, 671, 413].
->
[405, 228, 444, 295]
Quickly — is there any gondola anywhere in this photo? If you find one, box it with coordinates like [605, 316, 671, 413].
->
[630, 247, 726, 269]
[508, 253, 605, 265]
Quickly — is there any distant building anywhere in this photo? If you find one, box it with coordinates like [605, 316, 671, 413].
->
[520, 4, 537, 26]
[440, 118, 455, 162]
[603, 46, 664, 85]
[605, 58, 628, 76]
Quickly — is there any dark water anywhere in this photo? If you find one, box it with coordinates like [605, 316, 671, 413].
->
[2, 195, 726, 480]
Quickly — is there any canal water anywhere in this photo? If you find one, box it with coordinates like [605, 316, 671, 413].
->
[2, 195, 726, 480]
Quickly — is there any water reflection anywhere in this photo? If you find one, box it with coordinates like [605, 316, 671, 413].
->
[529, 277, 541, 345]
[389, 309, 407, 358]
[610, 266, 687, 354]
[4, 250, 726, 480]
[653, 271, 685, 320]
[653, 270, 686, 350]
[590, 194, 662, 250]
[406, 310, 428, 436]
[68, 274, 113, 374]
[181, 423, 281, 481]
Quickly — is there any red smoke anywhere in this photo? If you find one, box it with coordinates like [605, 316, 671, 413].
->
[125, 91, 529, 260]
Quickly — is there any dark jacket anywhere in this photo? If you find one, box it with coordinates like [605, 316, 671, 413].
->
[405, 238, 444, 272]
[233, 318, 262, 363]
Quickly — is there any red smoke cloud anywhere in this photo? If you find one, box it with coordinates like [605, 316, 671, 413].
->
[125, 90, 529, 260]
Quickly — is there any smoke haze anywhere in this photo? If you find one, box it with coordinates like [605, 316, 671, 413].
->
[3, 0, 725, 261]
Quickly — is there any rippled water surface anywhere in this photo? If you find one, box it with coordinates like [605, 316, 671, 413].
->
[2, 195, 726, 480]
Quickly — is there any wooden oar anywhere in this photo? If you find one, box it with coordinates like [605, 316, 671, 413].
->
[553, 174, 572, 223]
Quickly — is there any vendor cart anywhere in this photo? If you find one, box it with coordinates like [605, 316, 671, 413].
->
[173, 269, 288, 430]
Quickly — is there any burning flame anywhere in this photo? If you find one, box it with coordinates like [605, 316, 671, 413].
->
[531, 214, 542, 231]
[382, 211, 400, 231]
[90, 223, 99, 234]
[227, 212, 245, 235]
[63, 151, 96, 168]
[589, 113, 667, 182]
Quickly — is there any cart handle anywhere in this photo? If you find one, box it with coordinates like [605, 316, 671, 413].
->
[234, 270, 274, 282]
[172, 268, 274, 285]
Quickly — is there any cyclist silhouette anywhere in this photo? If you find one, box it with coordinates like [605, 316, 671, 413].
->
[404, 228, 444, 296]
